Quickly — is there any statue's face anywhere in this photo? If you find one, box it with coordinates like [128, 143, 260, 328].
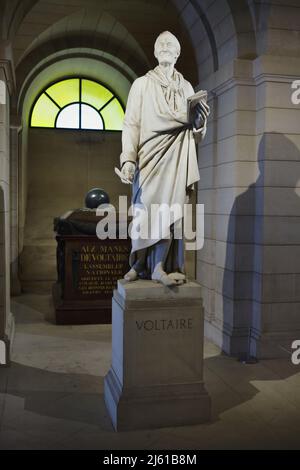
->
[154, 33, 179, 66]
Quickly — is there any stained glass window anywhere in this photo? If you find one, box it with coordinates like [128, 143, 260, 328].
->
[30, 78, 124, 131]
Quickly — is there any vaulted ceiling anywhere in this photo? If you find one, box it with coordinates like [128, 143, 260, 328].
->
[8, 1, 196, 87]
[1, 0, 258, 113]
[1, 0, 202, 113]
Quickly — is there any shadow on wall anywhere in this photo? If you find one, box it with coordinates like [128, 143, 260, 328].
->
[222, 133, 300, 359]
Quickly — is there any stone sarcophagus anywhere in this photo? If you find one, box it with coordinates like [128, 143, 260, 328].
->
[52, 209, 131, 325]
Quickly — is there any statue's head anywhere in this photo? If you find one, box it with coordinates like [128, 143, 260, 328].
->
[154, 31, 181, 66]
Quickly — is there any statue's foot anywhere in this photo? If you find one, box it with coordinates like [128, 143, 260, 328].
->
[124, 268, 138, 282]
[151, 266, 183, 287]
[168, 272, 186, 282]
[152, 268, 177, 287]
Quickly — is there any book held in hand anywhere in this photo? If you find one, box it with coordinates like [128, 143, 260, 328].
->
[187, 89, 208, 123]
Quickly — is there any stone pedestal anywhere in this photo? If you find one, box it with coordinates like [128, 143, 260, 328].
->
[104, 279, 211, 431]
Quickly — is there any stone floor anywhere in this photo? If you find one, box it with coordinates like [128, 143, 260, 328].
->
[0, 293, 300, 450]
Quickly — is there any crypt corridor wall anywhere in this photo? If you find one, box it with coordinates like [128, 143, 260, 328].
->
[20, 128, 129, 291]
[1, 0, 300, 362]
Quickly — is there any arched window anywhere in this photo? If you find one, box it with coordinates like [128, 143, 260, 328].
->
[30, 78, 125, 131]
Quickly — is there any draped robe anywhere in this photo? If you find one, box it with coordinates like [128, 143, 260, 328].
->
[120, 67, 206, 276]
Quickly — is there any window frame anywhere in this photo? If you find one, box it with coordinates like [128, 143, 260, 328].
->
[29, 76, 125, 132]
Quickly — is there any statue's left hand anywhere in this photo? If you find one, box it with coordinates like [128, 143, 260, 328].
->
[193, 101, 210, 129]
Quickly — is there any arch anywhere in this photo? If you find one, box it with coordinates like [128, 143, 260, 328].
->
[189, 0, 219, 71]
[7, 1, 257, 84]
[172, 0, 256, 80]
[15, 32, 148, 103]
[17, 49, 137, 118]
[4, 0, 38, 40]
[227, 0, 257, 59]
[20, 56, 132, 128]
[11, 0, 176, 66]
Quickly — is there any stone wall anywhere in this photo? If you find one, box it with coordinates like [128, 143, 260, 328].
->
[19, 128, 131, 292]
[2, 0, 300, 359]
[198, 59, 258, 356]
[0, 44, 15, 363]
[190, 1, 300, 358]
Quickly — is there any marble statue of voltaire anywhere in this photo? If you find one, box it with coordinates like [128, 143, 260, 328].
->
[119, 31, 209, 286]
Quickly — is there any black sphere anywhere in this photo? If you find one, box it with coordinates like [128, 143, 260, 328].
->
[85, 188, 110, 209]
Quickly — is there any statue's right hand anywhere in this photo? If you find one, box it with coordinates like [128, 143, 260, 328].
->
[121, 161, 136, 183]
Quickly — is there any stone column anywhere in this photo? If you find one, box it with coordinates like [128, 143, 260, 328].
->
[198, 58, 257, 358]
[0, 41, 15, 365]
[250, 55, 300, 357]
[197, 54, 300, 359]
[104, 279, 211, 431]
[10, 117, 22, 296]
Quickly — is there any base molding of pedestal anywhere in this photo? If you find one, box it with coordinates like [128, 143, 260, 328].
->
[104, 369, 211, 431]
